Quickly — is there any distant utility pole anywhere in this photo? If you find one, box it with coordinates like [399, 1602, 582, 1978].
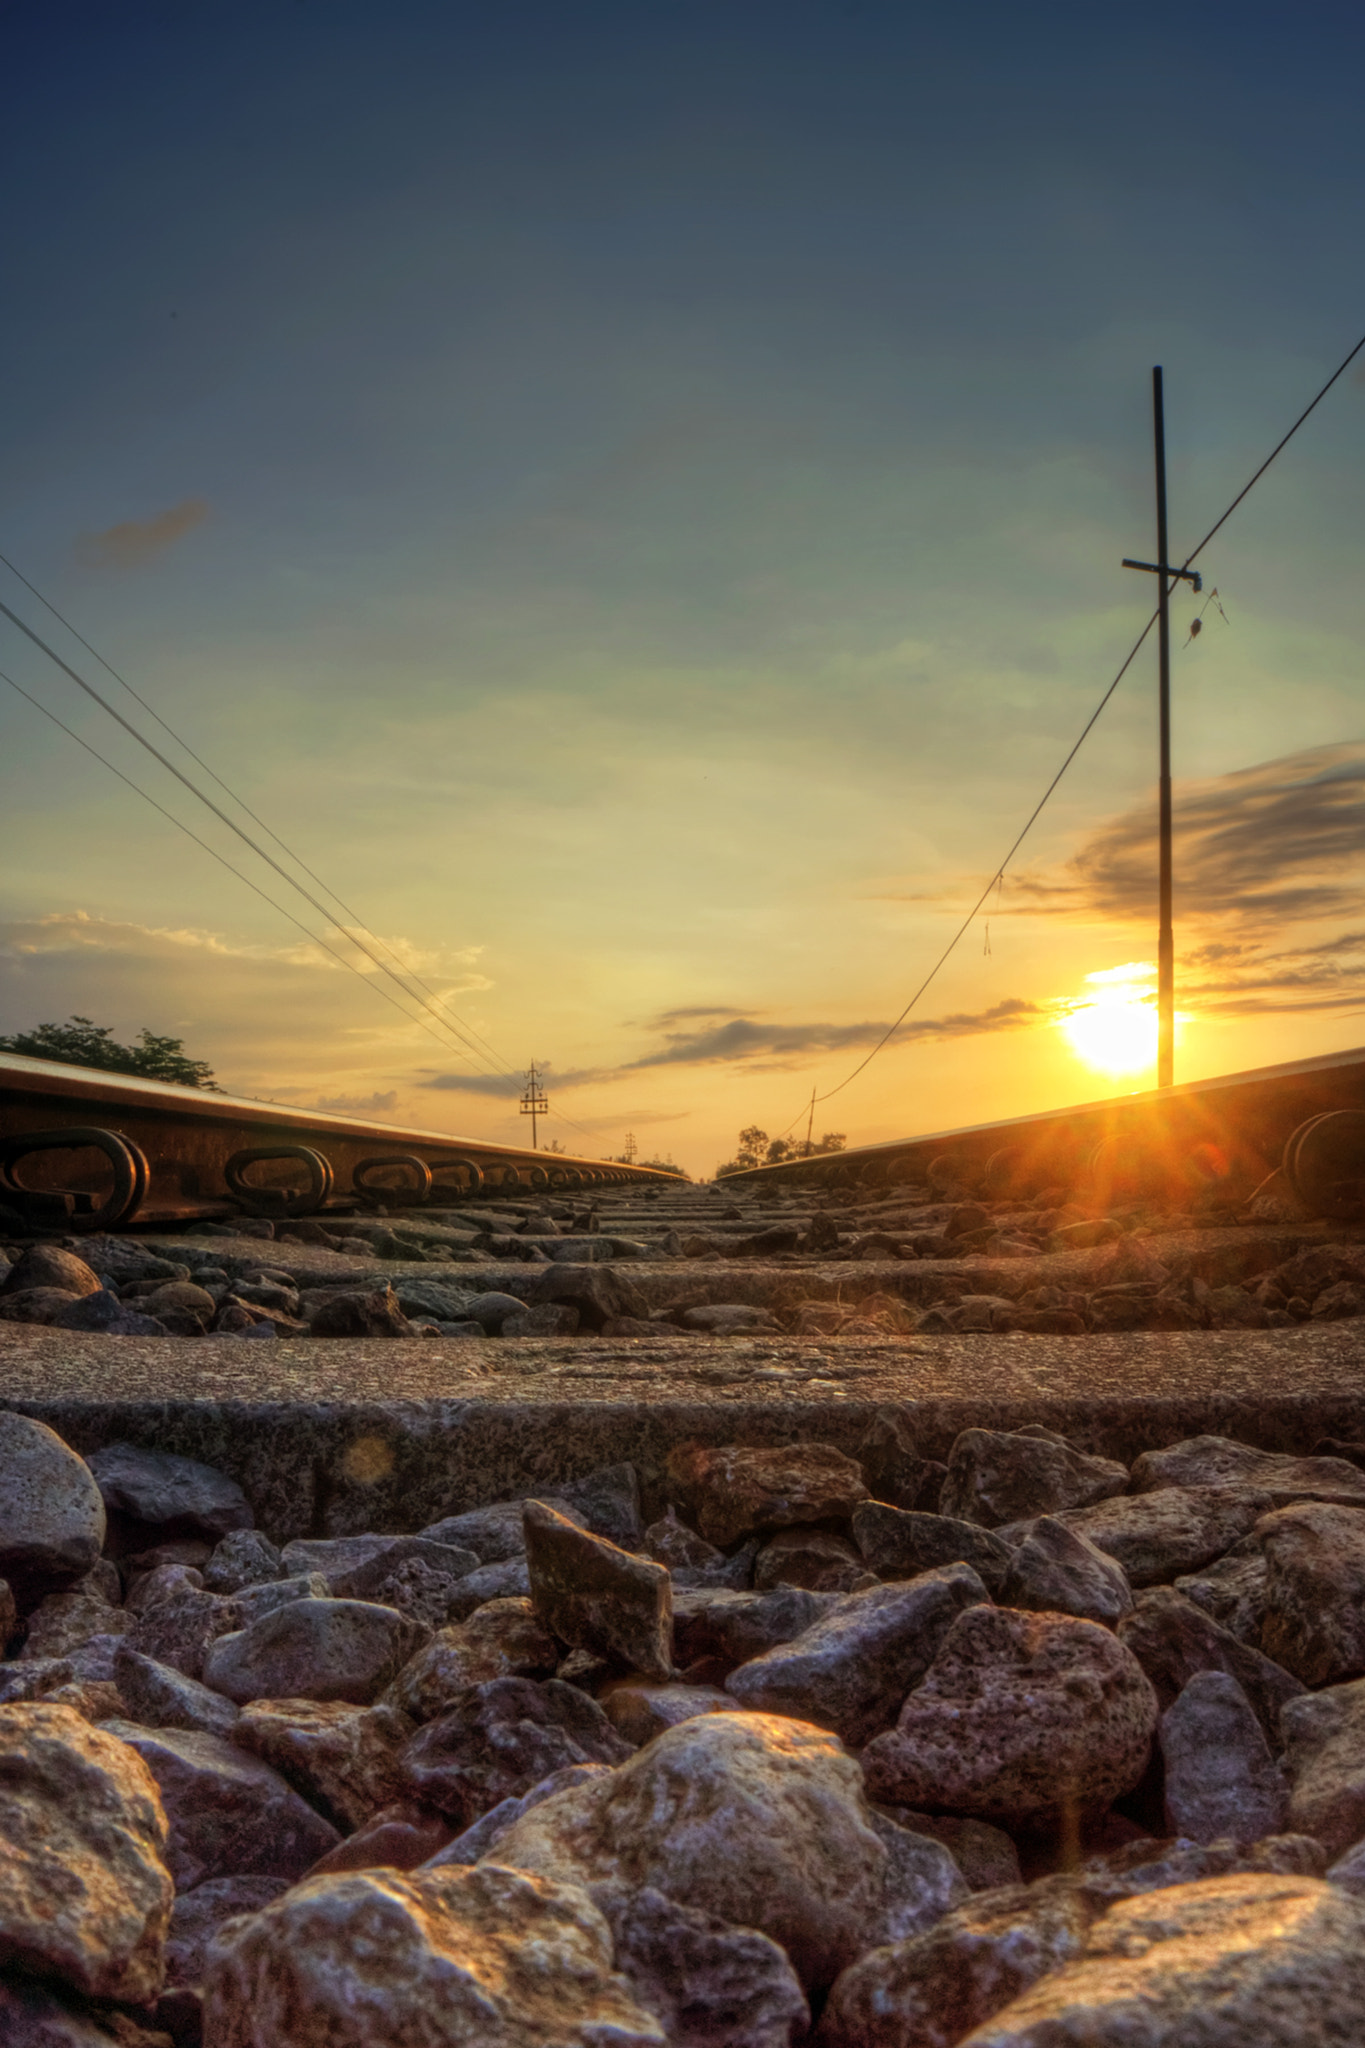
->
[804, 1088, 816, 1158]
[520, 1061, 548, 1148]
[622, 1131, 637, 1164]
[1122, 366, 1202, 1090]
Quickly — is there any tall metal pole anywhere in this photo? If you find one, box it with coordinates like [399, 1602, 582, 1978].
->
[1153, 367, 1174, 1088]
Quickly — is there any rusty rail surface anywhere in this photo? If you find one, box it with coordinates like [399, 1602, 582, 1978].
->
[722, 1044, 1365, 1217]
[0, 1053, 675, 1230]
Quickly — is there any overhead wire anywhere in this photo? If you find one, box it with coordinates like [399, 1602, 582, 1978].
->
[785, 319, 1365, 1119]
[0, 548, 520, 1081]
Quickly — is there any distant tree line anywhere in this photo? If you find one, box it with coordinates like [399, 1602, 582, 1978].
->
[0, 1014, 219, 1090]
[714, 1123, 845, 1179]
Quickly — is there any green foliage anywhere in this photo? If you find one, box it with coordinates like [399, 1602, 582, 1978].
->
[638, 1154, 686, 1177]
[714, 1124, 846, 1178]
[0, 1014, 219, 1089]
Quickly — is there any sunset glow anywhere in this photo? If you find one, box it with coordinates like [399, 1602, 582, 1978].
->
[1059, 964, 1159, 1078]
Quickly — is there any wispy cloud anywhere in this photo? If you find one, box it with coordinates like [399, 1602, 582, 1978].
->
[75, 499, 210, 570]
[308, 1089, 400, 1115]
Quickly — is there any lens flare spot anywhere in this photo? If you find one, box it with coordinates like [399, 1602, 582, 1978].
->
[1059, 963, 1159, 1078]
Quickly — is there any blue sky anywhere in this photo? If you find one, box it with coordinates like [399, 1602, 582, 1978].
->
[2, 1, 1363, 1172]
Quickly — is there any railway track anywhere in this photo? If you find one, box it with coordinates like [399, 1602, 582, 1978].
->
[0, 1052, 673, 1232]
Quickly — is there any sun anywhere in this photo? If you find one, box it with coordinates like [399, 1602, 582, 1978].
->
[1059, 963, 1158, 1078]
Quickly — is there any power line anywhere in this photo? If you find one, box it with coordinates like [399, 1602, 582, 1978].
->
[0, 549, 520, 1080]
[792, 319, 1365, 1116]
[0, 593, 513, 1080]
[0, 665, 518, 1066]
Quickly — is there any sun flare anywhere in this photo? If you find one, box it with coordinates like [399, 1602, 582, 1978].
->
[1059, 963, 1158, 1078]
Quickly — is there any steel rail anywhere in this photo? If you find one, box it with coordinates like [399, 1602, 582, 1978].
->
[0, 1053, 674, 1229]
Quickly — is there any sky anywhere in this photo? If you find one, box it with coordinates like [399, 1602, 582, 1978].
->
[2, 0, 1363, 1178]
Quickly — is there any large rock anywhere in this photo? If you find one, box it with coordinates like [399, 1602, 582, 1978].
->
[1037, 1484, 1276, 1586]
[1258, 1501, 1365, 1684]
[816, 1872, 1095, 2048]
[422, 1498, 583, 1564]
[0, 1977, 175, 2045]
[202, 1527, 285, 1593]
[104, 1720, 340, 1888]
[19, 1579, 131, 1661]
[233, 1698, 414, 1832]
[883, 1811, 1021, 1892]
[401, 1676, 631, 1825]
[387, 1598, 560, 1721]
[861, 1606, 1157, 1824]
[124, 1587, 237, 1680]
[753, 1527, 868, 1592]
[672, 1586, 839, 1673]
[484, 1710, 888, 1993]
[858, 1408, 934, 1511]
[309, 1285, 416, 1337]
[164, 1873, 291, 1991]
[324, 1537, 481, 1627]
[526, 1260, 649, 1330]
[851, 1504, 1011, 1595]
[1282, 1676, 1365, 1857]
[939, 1427, 1127, 1528]
[595, 1884, 810, 2048]
[666, 1441, 869, 1549]
[0, 1701, 172, 2004]
[600, 1679, 733, 1746]
[1117, 1585, 1305, 1742]
[1131, 1433, 1365, 1506]
[203, 1598, 429, 1705]
[998, 1516, 1133, 1626]
[554, 1462, 646, 1549]
[1174, 1535, 1267, 1642]
[86, 1443, 252, 1545]
[113, 1644, 240, 1738]
[956, 1872, 1365, 2045]
[431, 1762, 613, 1867]
[202, 1862, 665, 2046]
[870, 1812, 970, 1944]
[0, 1244, 102, 1297]
[725, 1563, 989, 1746]
[0, 1412, 106, 1610]
[1160, 1671, 1288, 1843]
[524, 1500, 672, 1679]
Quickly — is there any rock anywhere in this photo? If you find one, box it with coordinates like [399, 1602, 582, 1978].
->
[956, 1872, 1365, 2046]
[754, 1528, 870, 1592]
[502, 1302, 581, 1336]
[999, 1515, 1134, 1625]
[555, 1462, 646, 1549]
[680, 1304, 782, 1335]
[232, 1699, 414, 1832]
[325, 1538, 481, 1628]
[524, 1501, 673, 1678]
[461, 1291, 531, 1333]
[870, 1812, 970, 1943]
[940, 1427, 1128, 1527]
[86, 1443, 252, 1546]
[279, 1533, 397, 1581]
[727, 1563, 989, 1746]
[492, 1710, 886, 1993]
[600, 1680, 734, 1746]
[20, 1580, 131, 1659]
[0, 1412, 106, 1610]
[52, 1290, 171, 1336]
[813, 1871, 1095, 2048]
[164, 1874, 291, 1990]
[666, 1441, 869, 1548]
[1160, 1671, 1287, 1843]
[1117, 1585, 1304, 1742]
[672, 1586, 839, 1672]
[1079, 1831, 1327, 1900]
[595, 1884, 810, 2048]
[446, 1556, 532, 1620]
[392, 1277, 478, 1322]
[387, 1599, 560, 1721]
[0, 1575, 15, 1648]
[0, 1657, 77, 1705]
[0, 1977, 174, 2045]
[526, 1261, 649, 1330]
[1173, 1535, 1267, 1642]
[203, 1862, 665, 2046]
[1258, 1501, 1365, 1684]
[0, 1285, 88, 1325]
[125, 1589, 237, 1681]
[421, 1498, 585, 1564]
[645, 1507, 724, 1573]
[113, 1645, 241, 1738]
[1327, 1836, 1365, 1894]
[857, 1409, 933, 1511]
[1038, 1483, 1277, 1585]
[310, 1285, 416, 1336]
[104, 1721, 341, 1888]
[227, 1571, 330, 1627]
[882, 1810, 1022, 1891]
[852, 1503, 1012, 1595]
[307, 1801, 457, 1877]
[0, 1243, 102, 1297]
[401, 1676, 630, 1825]
[201, 1529, 284, 1594]
[861, 1605, 1157, 1824]
[207, 1597, 428, 1707]
[0, 1702, 172, 2004]
[125, 1563, 206, 1616]
[430, 1763, 614, 1868]
[1131, 1432, 1365, 1506]
[1282, 1676, 1365, 1856]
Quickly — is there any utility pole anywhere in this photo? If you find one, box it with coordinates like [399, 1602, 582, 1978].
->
[519, 1061, 548, 1148]
[804, 1087, 816, 1158]
[1122, 366, 1201, 1089]
[622, 1131, 637, 1165]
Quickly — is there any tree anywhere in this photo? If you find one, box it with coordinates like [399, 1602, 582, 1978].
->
[542, 1138, 568, 1154]
[0, 1015, 219, 1089]
[638, 1154, 686, 1177]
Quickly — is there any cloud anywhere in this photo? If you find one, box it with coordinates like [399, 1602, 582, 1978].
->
[1017, 743, 1365, 927]
[309, 1090, 400, 1115]
[75, 499, 210, 570]
[423, 996, 1044, 1094]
